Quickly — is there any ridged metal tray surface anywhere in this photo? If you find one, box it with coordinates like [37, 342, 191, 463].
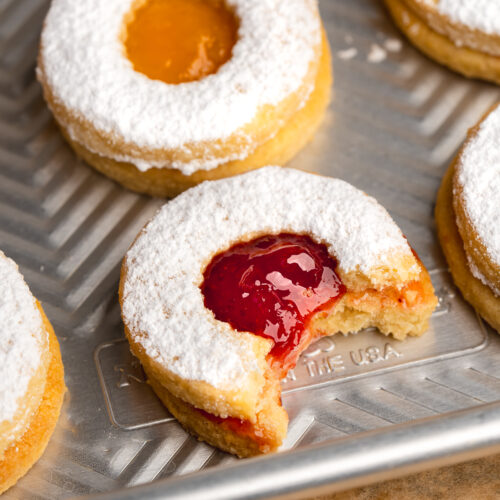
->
[1, 0, 500, 498]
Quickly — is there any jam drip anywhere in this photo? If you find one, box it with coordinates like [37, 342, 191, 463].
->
[201, 234, 346, 371]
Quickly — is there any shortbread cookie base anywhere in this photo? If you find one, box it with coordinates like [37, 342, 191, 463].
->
[57, 30, 332, 198]
[147, 369, 287, 458]
[435, 163, 500, 332]
[384, 0, 500, 85]
[0, 306, 66, 494]
[313, 262, 437, 341]
[121, 311, 273, 425]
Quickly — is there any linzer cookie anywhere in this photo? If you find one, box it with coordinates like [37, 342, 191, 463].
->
[436, 104, 500, 332]
[384, 0, 500, 84]
[0, 251, 65, 494]
[119, 167, 437, 457]
[37, 0, 332, 197]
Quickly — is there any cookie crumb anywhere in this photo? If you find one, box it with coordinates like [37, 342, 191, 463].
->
[338, 47, 358, 60]
[384, 38, 402, 52]
[367, 44, 387, 63]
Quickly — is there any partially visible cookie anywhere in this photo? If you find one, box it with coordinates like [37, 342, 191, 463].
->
[0, 252, 65, 494]
[435, 105, 500, 333]
[384, 0, 500, 84]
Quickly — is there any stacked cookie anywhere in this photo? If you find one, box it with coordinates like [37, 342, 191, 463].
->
[436, 104, 500, 332]
[384, 0, 500, 84]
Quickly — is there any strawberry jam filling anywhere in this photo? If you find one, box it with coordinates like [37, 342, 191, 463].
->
[201, 233, 346, 373]
[195, 407, 269, 447]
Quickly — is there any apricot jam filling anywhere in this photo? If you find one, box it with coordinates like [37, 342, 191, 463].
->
[124, 0, 238, 84]
[201, 233, 346, 372]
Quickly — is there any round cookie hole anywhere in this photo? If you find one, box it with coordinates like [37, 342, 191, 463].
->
[201, 233, 346, 376]
[123, 0, 239, 84]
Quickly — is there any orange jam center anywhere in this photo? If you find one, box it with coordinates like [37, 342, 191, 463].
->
[124, 0, 238, 84]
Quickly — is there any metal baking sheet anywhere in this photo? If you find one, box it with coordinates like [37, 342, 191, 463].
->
[1, 0, 500, 498]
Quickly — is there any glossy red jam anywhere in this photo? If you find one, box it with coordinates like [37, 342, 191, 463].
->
[195, 407, 266, 441]
[201, 233, 346, 370]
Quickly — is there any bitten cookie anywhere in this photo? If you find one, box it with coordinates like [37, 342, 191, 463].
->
[120, 167, 437, 457]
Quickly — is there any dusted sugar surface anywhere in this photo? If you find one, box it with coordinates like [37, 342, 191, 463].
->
[422, 0, 500, 35]
[456, 105, 500, 291]
[39, 0, 321, 174]
[121, 167, 415, 390]
[0, 252, 45, 423]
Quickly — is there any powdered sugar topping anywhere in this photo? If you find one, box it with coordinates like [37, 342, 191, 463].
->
[421, 0, 500, 35]
[0, 252, 45, 423]
[456, 105, 500, 280]
[39, 0, 321, 174]
[122, 168, 414, 389]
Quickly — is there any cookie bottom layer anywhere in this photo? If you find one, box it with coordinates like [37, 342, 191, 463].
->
[435, 162, 500, 333]
[0, 306, 66, 494]
[62, 30, 332, 198]
[384, 0, 500, 85]
[147, 370, 287, 458]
